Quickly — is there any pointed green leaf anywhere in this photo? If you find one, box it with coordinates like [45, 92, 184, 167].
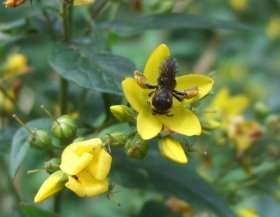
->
[111, 150, 236, 217]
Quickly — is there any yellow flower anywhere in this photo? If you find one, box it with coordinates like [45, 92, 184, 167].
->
[158, 136, 187, 164]
[74, 0, 95, 6]
[0, 88, 15, 113]
[228, 116, 261, 155]
[230, 0, 248, 11]
[1, 53, 31, 81]
[205, 88, 249, 127]
[60, 138, 112, 197]
[34, 170, 67, 203]
[237, 208, 259, 217]
[267, 15, 280, 40]
[4, 0, 26, 7]
[122, 44, 214, 140]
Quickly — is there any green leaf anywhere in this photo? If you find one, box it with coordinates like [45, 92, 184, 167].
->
[100, 13, 251, 36]
[49, 36, 135, 95]
[111, 150, 236, 217]
[10, 118, 51, 177]
[0, 127, 16, 154]
[20, 203, 59, 217]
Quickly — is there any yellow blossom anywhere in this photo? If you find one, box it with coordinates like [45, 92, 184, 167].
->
[267, 15, 280, 40]
[34, 170, 67, 203]
[0, 88, 15, 113]
[1, 53, 31, 81]
[4, 0, 26, 7]
[74, 0, 95, 6]
[158, 136, 187, 164]
[237, 208, 259, 217]
[228, 116, 261, 155]
[60, 138, 112, 197]
[122, 44, 214, 140]
[205, 88, 249, 127]
[230, 0, 248, 11]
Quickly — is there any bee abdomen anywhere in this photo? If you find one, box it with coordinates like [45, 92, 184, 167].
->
[158, 57, 177, 89]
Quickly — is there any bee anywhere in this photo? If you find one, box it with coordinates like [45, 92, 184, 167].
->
[134, 57, 198, 116]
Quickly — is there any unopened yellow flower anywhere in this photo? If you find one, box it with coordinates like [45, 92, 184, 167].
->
[267, 15, 280, 39]
[2, 53, 31, 81]
[74, 0, 95, 6]
[206, 88, 249, 127]
[237, 208, 259, 217]
[4, 0, 26, 7]
[60, 138, 111, 197]
[158, 136, 187, 164]
[230, 0, 248, 11]
[0, 88, 15, 113]
[228, 117, 261, 155]
[34, 170, 67, 203]
[122, 44, 214, 140]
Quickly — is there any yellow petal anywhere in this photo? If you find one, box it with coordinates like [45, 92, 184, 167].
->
[122, 77, 148, 112]
[237, 208, 259, 217]
[158, 136, 187, 164]
[65, 176, 86, 197]
[74, 0, 95, 6]
[224, 96, 249, 118]
[67, 138, 102, 156]
[175, 74, 214, 104]
[143, 44, 170, 84]
[159, 107, 201, 136]
[137, 106, 162, 140]
[89, 148, 112, 180]
[34, 171, 67, 203]
[60, 148, 93, 175]
[208, 88, 229, 111]
[77, 171, 109, 197]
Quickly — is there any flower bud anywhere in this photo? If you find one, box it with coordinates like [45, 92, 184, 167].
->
[104, 132, 127, 148]
[201, 119, 221, 130]
[265, 114, 280, 127]
[4, 0, 26, 7]
[124, 134, 148, 159]
[44, 158, 61, 174]
[110, 105, 135, 122]
[158, 136, 187, 164]
[51, 115, 77, 140]
[29, 130, 52, 150]
[254, 101, 269, 119]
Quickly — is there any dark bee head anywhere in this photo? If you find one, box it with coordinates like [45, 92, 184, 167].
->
[158, 57, 177, 89]
[151, 90, 173, 114]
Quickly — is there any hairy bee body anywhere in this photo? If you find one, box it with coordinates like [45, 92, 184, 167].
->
[151, 57, 177, 115]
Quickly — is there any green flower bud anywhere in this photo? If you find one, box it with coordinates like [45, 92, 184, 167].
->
[201, 119, 221, 130]
[104, 132, 127, 148]
[125, 134, 148, 159]
[29, 130, 52, 150]
[254, 101, 269, 119]
[44, 158, 61, 174]
[52, 115, 77, 140]
[110, 105, 135, 122]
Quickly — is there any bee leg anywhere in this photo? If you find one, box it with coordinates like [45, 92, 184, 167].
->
[166, 113, 174, 117]
[148, 91, 155, 97]
[134, 70, 157, 89]
[172, 93, 185, 102]
[173, 87, 198, 100]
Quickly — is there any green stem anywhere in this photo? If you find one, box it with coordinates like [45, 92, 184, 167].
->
[0, 158, 22, 215]
[60, 77, 68, 115]
[54, 192, 63, 213]
[59, 0, 74, 115]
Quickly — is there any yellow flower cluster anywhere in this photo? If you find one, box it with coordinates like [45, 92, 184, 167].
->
[34, 138, 112, 203]
[74, 0, 95, 6]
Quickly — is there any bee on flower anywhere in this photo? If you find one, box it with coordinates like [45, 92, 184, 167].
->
[112, 44, 214, 164]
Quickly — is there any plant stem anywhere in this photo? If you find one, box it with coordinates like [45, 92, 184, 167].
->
[59, 0, 73, 115]
[0, 158, 22, 215]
